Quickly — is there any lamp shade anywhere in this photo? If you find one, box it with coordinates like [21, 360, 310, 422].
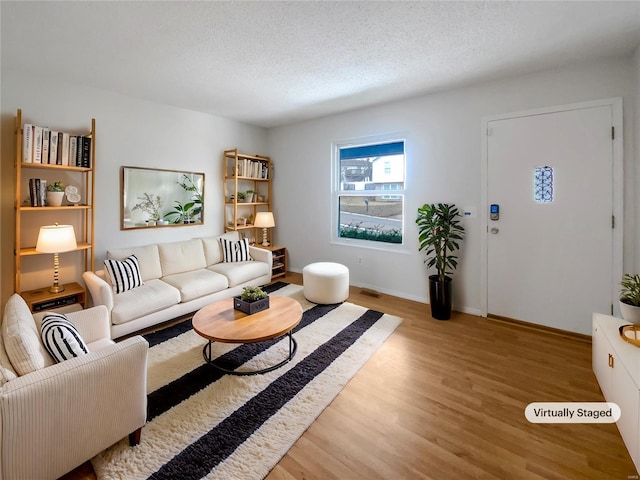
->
[254, 212, 275, 228]
[35, 224, 77, 253]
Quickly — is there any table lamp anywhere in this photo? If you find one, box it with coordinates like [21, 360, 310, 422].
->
[35, 224, 77, 293]
[254, 212, 275, 247]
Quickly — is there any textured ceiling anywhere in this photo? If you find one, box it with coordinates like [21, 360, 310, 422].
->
[2, 1, 639, 128]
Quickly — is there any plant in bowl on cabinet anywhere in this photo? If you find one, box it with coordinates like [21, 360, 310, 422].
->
[620, 273, 640, 324]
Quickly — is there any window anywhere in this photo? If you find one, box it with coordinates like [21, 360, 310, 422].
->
[335, 139, 405, 245]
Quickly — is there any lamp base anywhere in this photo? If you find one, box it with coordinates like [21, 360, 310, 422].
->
[260, 227, 271, 247]
[261, 241, 271, 247]
[48, 284, 65, 293]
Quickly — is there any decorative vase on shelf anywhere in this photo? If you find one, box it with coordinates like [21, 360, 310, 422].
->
[46, 191, 64, 207]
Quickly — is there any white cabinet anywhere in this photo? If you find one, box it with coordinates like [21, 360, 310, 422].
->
[593, 313, 640, 472]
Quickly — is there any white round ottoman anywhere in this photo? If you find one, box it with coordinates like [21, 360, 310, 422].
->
[303, 262, 350, 304]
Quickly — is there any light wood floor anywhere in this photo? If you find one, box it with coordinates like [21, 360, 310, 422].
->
[62, 272, 636, 480]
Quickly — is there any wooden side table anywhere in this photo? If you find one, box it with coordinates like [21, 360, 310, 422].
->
[259, 245, 286, 279]
[21, 282, 86, 313]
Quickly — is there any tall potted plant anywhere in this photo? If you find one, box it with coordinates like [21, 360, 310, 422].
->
[416, 203, 465, 320]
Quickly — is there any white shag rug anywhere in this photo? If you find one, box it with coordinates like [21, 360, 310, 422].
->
[92, 283, 402, 480]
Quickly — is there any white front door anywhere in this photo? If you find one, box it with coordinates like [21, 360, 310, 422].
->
[485, 102, 620, 335]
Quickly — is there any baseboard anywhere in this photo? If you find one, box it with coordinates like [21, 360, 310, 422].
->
[487, 313, 592, 343]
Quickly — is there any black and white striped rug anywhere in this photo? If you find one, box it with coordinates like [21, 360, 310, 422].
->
[92, 282, 402, 480]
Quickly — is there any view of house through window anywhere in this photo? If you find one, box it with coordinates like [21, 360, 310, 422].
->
[337, 140, 404, 244]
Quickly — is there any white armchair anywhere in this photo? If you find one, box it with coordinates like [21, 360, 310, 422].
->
[0, 294, 148, 480]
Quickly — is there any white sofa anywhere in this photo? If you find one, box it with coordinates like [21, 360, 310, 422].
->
[0, 293, 148, 480]
[83, 232, 272, 339]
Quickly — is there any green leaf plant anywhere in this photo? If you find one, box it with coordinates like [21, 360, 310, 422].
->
[163, 174, 203, 223]
[416, 203, 465, 282]
[240, 286, 268, 302]
[620, 274, 640, 307]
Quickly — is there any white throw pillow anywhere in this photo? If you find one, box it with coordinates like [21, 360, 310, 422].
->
[40, 313, 89, 363]
[0, 332, 17, 385]
[104, 254, 144, 294]
[221, 238, 251, 263]
[2, 293, 54, 376]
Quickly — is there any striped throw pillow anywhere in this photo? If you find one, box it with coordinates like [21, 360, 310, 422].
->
[41, 313, 89, 363]
[221, 238, 251, 262]
[104, 254, 144, 294]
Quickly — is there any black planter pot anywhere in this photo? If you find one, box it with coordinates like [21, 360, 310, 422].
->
[428, 275, 453, 320]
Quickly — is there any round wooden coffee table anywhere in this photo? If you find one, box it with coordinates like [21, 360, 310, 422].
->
[192, 295, 302, 376]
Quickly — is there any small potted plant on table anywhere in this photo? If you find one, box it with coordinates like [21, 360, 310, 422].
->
[234, 286, 269, 314]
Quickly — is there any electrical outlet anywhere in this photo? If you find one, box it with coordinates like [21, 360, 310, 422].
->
[358, 257, 362, 264]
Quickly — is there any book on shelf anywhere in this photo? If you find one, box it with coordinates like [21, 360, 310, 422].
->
[22, 124, 33, 163]
[49, 131, 58, 165]
[56, 130, 63, 164]
[69, 136, 77, 167]
[40, 180, 47, 206]
[81, 136, 91, 167]
[61, 133, 70, 166]
[42, 128, 50, 164]
[33, 126, 43, 163]
[28, 179, 37, 206]
[76, 137, 83, 167]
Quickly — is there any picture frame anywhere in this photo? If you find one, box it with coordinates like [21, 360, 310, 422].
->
[121, 166, 204, 230]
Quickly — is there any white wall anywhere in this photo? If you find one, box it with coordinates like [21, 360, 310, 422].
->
[1, 71, 267, 302]
[2, 54, 637, 311]
[268, 55, 637, 315]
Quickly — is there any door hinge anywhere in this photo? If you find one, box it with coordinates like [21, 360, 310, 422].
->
[612, 215, 615, 229]
[611, 303, 614, 315]
[611, 126, 615, 140]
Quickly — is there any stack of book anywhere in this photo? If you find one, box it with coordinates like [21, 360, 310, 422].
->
[27, 178, 47, 207]
[22, 124, 91, 167]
